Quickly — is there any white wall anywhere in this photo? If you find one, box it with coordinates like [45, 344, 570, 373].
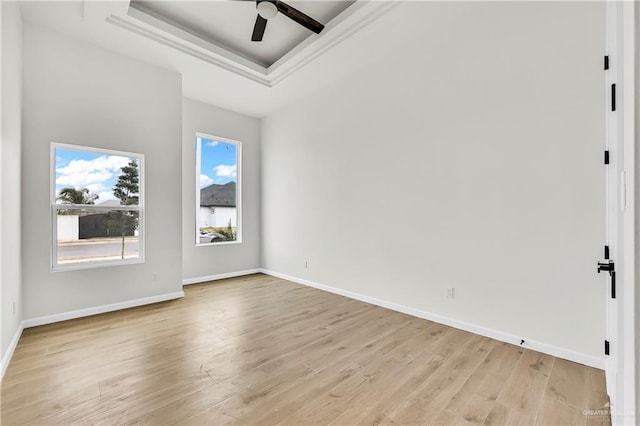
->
[22, 23, 183, 320]
[183, 98, 260, 281]
[262, 2, 606, 362]
[1, 1, 23, 363]
[636, 3, 640, 419]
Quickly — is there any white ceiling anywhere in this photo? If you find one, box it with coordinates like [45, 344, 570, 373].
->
[129, 1, 355, 67]
[18, 0, 400, 117]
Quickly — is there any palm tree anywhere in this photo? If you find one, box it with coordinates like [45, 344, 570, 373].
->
[56, 187, 99, 205]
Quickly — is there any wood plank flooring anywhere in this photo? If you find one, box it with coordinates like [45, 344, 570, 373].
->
[1, 274, 610, 425]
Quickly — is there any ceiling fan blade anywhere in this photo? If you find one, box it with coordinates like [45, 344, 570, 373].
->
[276, 1, 324, 34]
[251, 15, 268, 41]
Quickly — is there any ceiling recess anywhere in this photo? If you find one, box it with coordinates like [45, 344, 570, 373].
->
[129, 1, 354, 68]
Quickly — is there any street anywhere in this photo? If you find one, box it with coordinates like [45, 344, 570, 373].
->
[57, 238, 139, 262]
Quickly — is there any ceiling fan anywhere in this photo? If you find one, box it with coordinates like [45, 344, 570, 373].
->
[251, 0, 325, 42]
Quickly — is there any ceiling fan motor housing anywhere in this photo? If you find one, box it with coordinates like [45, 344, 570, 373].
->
[257, 1, 278, 19]
[252, 0, 325, 42]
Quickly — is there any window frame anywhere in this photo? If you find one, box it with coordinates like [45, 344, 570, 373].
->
[195, 132, 242, 246]
[50, 142, 145, 271]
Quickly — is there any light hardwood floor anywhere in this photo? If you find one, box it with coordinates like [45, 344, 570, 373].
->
[1, 274, 610, 425]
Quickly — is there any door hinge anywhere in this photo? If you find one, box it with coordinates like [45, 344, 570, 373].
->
[611, 84, 616, 111]
[597, 260, 616, 299]
[604, 55, 609, 70]
[605, 340, 610, 355]
[604, 150, 610, 164]
[604, 245, 610, 260]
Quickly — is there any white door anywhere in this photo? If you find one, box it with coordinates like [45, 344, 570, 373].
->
[603, 0, 624, 418]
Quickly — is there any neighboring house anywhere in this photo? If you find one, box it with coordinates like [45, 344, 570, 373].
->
[200, 181, 236, 228]
[97, 200, 122, 207]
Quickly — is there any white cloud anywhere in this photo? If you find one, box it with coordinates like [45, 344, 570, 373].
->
[200, 173, 214, 188]
[82, 183, 113, 202]
[215, 164, 237, 178]
[206, 140, 219, 147]
[56, 170, 112, 187]
[97, 191, 117, 202]
[85, 183, 107, 193]
[56, 155, 130, 190]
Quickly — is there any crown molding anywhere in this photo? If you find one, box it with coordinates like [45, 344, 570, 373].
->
[106, 13, 272, 87]
[99, 0, 399, 87]
[267, 1, 398, 85]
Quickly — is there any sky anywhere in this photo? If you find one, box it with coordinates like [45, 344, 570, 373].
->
[55, 138, 235, 204]
[55, 147, 135, 204]
[199, 137, 237, 188]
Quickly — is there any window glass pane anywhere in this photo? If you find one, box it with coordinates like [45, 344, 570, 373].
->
[52, 143, 144, 270]
[56, 209, 140, 265]
[197, 136, 239, 244]
[55, 147, 140, 206]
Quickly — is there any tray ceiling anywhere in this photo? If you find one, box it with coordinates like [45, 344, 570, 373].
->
[129, 1, 356, 68]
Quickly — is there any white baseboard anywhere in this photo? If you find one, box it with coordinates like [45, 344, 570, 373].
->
[182, 268, 261, 286]
[23, 291, 185, 328]
[1, 321, 24, 382]
[260, 269, 604, 370]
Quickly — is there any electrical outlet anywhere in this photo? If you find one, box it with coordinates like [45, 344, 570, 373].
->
[13, 301, 16, 315]
[446, 288, 455, 299]
[152, 273, 158, 282]
[304, 260, 308, 269]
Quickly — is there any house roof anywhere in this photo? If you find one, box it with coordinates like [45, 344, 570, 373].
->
[97, 199, 122, 207]
[200, 181, 236, 207]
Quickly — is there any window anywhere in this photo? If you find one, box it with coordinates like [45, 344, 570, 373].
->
[195, 133, 241, 245]
[51, 143, 144, 270]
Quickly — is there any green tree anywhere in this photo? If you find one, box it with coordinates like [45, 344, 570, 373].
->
[56, 187, 99, 205]
[113, 160, 139, 206]
[106, 160, 139, 259]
